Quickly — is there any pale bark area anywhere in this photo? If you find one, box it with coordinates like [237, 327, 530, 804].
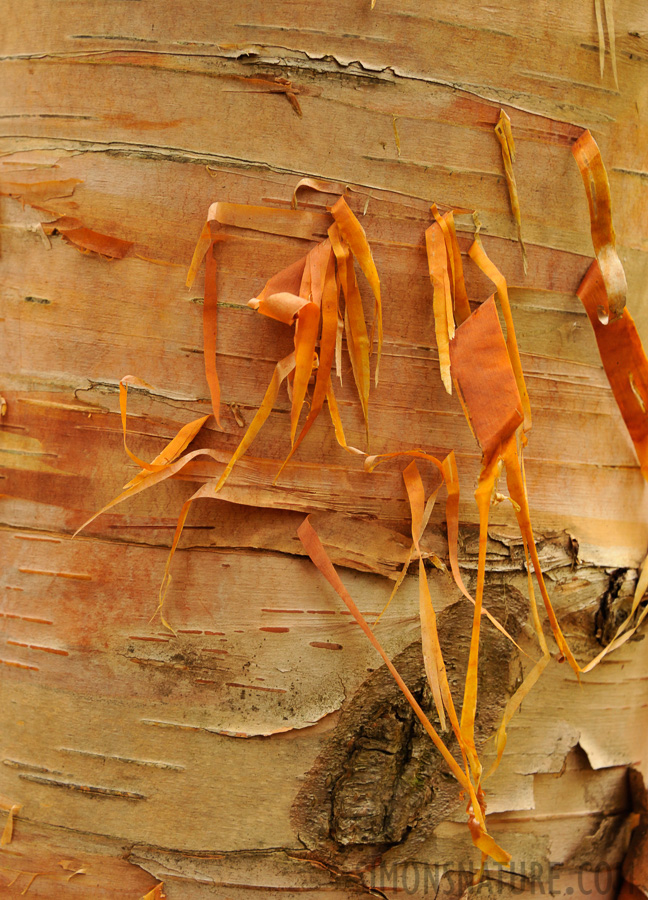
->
[1, 1, 648, 898]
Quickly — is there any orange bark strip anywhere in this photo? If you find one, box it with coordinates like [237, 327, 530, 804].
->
[487, 650, 550, 779]
[304, 238, 332, 307]
[441, 453, 525, 654]
[209, 201, 330, 241]
[329, 223, 370, 438]
[449, 296, 523, 457]
[252, 254, 308, 304]
[467, 817, 511, 866]
[0, 176, 82, 205]
[0, 803, 20, 846]
[403, 461, 447, 730]
[603, 0, 619, 87]
[335, 312, 343, 382]
[403, 461, 481, 784]
[211, 353, 297, 494]
[468, 240, 531, 433]
[440, 209, 472, 326]
[485, 530, 551, 779]
[75, 445, 226, 536]
[365, 449, 444, 476]
[292, 177, 352, 209]
[330, 197, 383, 385]
[203, 240, 222, 427]
[297, 517, 511, 865]
[324, 381, 364, 456]
[278, 247, 339, 474]
[494, 109, 527, 274]
[297, 525, 468, 794]
[118, 377, 172, 472]
[373, 479, 441, 625]
[366, 451, 524, 658]
[577, 260, 648, 479]
[595, 0, 606, 77]
[186, 221, 212, 289]
[460, 450, 501, 781]
[118, 378, 210, 480]
[572, 130, 627, 320]
[42, 218, 134, 259]
[142, 882, 166, 900]
[425, 220, 453, 393]
[290, 302, 320, 443]
[404, 460, 488, 781]
[418, 558, 448, 724]
[431, 205, 456, 341]
[155, 352, 297, 625]
[501, 437, 580, 675]
[441, 452, 474, 605]
[450, 297, 579, 677]
[123, 416, 211, 490]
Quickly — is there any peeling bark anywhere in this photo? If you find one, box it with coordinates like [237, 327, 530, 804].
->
[2, 1, 648, 897]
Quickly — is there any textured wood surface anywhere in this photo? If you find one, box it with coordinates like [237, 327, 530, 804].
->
[2, 1, 648, 897]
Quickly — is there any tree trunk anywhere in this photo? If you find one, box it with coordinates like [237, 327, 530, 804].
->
[2, 2, 648, 898]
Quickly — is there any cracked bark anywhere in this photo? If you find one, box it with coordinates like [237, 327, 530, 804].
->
[2, 1, 648, 898]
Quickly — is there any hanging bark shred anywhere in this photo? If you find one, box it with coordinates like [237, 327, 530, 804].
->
[576, 261, 648, 479]
[330, 197, 383, 386]
[425, 216, 453, 394]
[140, 194, 381, 612]
[494, 110, 528, 274]
[572, 129, 627, 321]
[425, 203, 473, 392]
[467, 240, 532, 434]
[76, 144, 648, 863]
[0, 800, 21, 846]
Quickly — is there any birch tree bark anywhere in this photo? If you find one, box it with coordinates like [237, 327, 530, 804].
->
[1, 2, 648, 898]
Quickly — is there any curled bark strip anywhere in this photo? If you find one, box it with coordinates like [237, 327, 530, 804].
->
[188, 228, 233, 428]
[291, 177, 352, 209]
[572, 130, 627, 321]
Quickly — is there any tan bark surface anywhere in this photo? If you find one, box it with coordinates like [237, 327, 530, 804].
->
[1, 1, 648, 897]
